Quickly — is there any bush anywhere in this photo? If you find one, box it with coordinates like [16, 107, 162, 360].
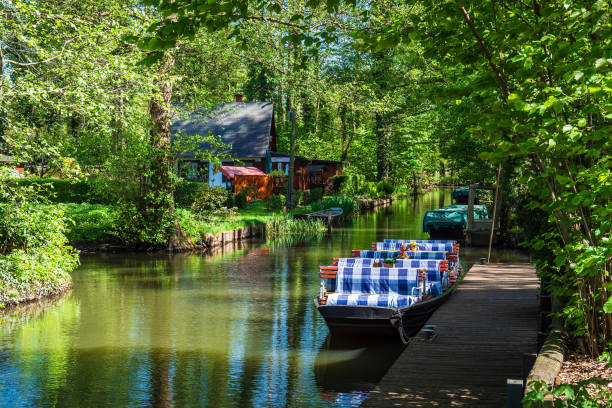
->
[231, 191, 248, 209]
[310, 195, 357, 219]
[0, 194, 79, 306]
[175, 180, 205, 208]
[191, 186, 229, 219]
[331, 174, 349, 193]
[267, 194, 285, 210]
[295, 190, 310, 206]
[310, 187, 323, 202]
[360, 181, 379, 198]
[5, 177, 110, 204]
[377, 180, 395, 197]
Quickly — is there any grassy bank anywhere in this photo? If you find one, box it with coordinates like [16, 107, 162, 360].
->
[58, 199, 345, 247]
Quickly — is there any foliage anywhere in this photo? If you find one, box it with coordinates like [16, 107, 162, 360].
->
[5, 178, 110, 204]
[62, 204, 117, 244]
[267, 194, 286, 211]
[523, 378, 612, 408]
[310, 187, 323, 203]
[174, 180, 205, 208]
[331, 174, 348, 193]
[376, 180, 394, 198]
[0, 182, 78, 306]
[311, 194, 357, 219]
[231, 191, 248, 210]
[295, 190, 310, 206]
[191, 187, 229, 220]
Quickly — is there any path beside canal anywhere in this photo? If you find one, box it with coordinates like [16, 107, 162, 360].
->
[363, 263, 539, 407]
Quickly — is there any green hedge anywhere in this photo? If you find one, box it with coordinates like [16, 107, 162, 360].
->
[174, 180, 205, 208]
[7, 178, 111, 204]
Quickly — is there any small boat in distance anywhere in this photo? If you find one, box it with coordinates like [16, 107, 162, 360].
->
[293, 207, 343, 223]
[315, 240, 463, 343]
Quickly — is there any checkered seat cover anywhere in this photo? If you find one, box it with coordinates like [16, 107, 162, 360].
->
[384, 239, 456, 244]
[336, 267, 438, 295]
[357, 250, 447, 260]
[375, 242, 455, 252]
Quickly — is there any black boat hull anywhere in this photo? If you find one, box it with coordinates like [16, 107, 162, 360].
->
[315, 273, 463, 343]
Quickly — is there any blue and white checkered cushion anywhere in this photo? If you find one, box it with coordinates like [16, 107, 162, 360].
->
[326, 293, 418, 307]
[357, 250, 447, 260]
[376, 242, 455, 252]
[338, 265, 441, 285]
[384, 239, 456, 244]
[337, 259, 446, 277]
[336, 267, 430, 294]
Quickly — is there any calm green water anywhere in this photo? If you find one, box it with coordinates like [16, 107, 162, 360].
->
[0, 189, 528, 407]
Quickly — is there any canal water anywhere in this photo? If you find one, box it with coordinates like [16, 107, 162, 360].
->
[0, 189, 528, 407]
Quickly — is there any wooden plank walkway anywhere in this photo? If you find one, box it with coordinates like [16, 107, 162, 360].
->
[363, 263, 539, 407]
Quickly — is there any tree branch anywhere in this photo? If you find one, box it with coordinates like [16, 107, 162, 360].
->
[458, 5, 509, 99]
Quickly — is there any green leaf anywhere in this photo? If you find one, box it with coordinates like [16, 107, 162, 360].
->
[602, 297, 612, 313]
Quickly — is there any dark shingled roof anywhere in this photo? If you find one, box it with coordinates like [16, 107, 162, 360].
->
[171, 102, 274, 158]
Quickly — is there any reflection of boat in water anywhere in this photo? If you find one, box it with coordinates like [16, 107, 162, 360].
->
[315, 240, 463, 343]
[314, 334, 405, 405]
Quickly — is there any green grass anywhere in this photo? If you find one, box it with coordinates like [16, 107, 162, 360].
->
[61, 203, 118, 244]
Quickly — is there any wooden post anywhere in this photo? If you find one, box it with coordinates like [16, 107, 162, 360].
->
[506, 379, 524, 408]
[487, 164, 502, 263]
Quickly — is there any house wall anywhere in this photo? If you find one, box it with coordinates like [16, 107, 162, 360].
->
[234, 175, 273, 201]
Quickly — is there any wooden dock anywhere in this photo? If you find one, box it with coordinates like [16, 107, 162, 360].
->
[363, 263, 539, 407]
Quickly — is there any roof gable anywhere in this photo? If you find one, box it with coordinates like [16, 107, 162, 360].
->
[171, 102, 274, 158]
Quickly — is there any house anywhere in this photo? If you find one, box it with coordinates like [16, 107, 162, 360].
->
[170, 95, 343, 195]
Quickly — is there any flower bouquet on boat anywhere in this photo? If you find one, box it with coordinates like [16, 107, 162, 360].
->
[315, 239, 464, 343]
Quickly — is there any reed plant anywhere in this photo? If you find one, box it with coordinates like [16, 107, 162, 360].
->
[265, 216, 325, 243]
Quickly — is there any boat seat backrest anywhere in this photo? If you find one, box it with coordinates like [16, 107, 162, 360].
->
[336, 267, 433, 295]
[375, 242, 455, 252]
[337, 259, 447, 273]
[383, 239, 456, 244]
[358, 250, 447, 260]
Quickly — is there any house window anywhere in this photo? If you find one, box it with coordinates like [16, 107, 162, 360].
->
[179, 161, 208, 182]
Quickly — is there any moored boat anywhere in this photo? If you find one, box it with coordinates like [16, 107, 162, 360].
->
[315, 240, 463, 343]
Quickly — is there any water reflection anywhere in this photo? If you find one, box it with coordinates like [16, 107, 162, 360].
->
[0, 189, 529, 407]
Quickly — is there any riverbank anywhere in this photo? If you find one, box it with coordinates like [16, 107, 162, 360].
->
[63, 194, 399, 253]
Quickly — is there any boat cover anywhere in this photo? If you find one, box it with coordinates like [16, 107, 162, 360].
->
[334, 267, 442, 295]
[452, 186, 485, 200]
[337, 258, 447, 271]
[325, 293, 417, 307]
[376, 242, 455, 252]
[357, 250, 446, 260]
[422, 204, 489, 234]
[338, 266, 442, 284]
[384, 239, 456, 244]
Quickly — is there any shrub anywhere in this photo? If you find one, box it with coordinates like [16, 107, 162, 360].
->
[295, 190, 310, 206]
[310, 195, 357, 219]
[191, 186, 229, 219]
[377, 180, 395, 197]
[0, 191, 79, 306]
[310, 187, 323, 202]
[231, 191, 248, 209]
[5, 177, 110, 204]
[331, 174, 348, 193]
[175, 180, 205, 208]
[360, 181, 379, 198]
[267, 194, 285, 210]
